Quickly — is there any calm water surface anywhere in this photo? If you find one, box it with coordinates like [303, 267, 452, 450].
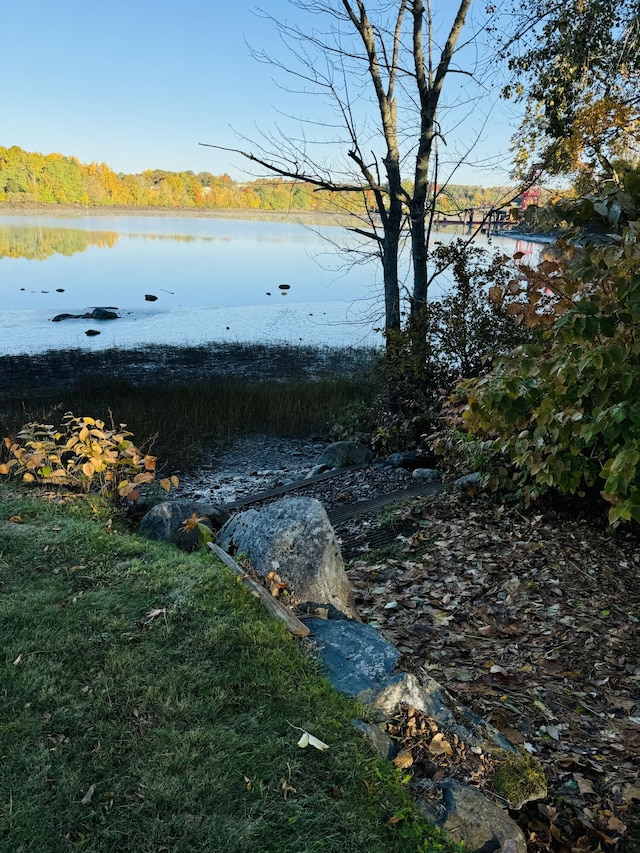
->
[0, 214, 537, 355]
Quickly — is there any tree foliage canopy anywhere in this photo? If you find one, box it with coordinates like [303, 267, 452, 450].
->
[499, 0, 640, 180]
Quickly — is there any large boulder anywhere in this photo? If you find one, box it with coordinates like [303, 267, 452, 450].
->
[140, 499, 229, 550]
[304, 618, 399, 694]
[315, 441, 373, 469]
[419, 779, 527, 853]
[216, 497, 359, 620]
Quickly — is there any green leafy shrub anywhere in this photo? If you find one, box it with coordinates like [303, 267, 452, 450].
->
[375, 239, 536, 452]
[460, 174, 640, 524]
[0, 413, 178, 502]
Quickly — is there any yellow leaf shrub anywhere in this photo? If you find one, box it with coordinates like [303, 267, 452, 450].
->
[1, 413, 177, 503]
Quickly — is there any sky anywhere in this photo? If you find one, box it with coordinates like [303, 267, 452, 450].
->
[1, 0, 523, 186]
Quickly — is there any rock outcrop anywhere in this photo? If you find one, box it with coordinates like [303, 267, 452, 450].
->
[216, 497, 359, 620]
[140, 499, 229, 551]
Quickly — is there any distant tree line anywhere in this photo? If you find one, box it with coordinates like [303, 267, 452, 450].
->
[0, 145, 516, 214]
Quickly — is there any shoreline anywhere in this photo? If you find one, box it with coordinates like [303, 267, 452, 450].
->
[0, 202, 355, 227]
[0, 340, 380, 394]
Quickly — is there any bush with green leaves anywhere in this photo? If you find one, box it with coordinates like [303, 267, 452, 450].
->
[0, 413, 177, 503]
[460, 173, 640, 524]
[374, 239, 536, 451]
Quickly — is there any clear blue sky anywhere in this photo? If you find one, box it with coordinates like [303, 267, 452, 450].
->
[1, 0, 521, 185]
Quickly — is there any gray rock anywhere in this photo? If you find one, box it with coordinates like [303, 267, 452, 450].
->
[89, 307, 119, 320]
[140, 499, 229, 550]
[360, 672, 515, 754]
[418, 779, 527, 853]
[411, 468, 442, 482]
[51, 307, 120, 323]
[315, 441, 373, 469]
[351, 719, 397, 761]
[305, 618, 399, 694]
[454, 472, 482, 491]
[305, 463, 332, 479]
[216, 497, 359, 620]
[386, 451, 438, 471]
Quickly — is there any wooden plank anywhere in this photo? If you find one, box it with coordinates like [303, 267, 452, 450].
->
[208, 543, 310, 637]
[222, 463, 368, 510]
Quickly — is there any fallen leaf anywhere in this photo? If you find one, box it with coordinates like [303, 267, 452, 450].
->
[574, 774, 596, 796]
[428, 732, 453, 757]
[266, 571, 287, 597]
[180, 512, 206, 533]
[81, 784, 96, 805]
[144, 608, 166, 624]
[281, 779, 296, 798]
[622, 782, 640, 803]
[296, 730, 329, 751]
[606, 815, 627, 834]
[393, 748, 414, 769]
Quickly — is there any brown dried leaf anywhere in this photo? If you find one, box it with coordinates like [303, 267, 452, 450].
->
[428, 733, 453, 757]
[393, 748, 414, 769]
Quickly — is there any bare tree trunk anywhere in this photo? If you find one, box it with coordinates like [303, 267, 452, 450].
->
[410, 0, 473, 316]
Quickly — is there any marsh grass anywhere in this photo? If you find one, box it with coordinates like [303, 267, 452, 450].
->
[0, 484, 455, 853]
[0, 343, 380, 472]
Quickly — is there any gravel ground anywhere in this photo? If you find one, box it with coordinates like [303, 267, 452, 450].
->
[176, 435, 415, 509]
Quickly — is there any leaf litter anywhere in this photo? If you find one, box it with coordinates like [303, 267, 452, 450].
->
[341, 490, 639, 851]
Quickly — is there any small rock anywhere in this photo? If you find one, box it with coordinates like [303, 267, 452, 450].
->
[145, 294, 158, 302]
[454, 472, 482, 491]
[89, 307, 119, 320]
[360, 672, 515, 754]
[216, 497, 359, 620]
[140, 500, 229, 550]
[386, 451, 438, 470]
[412, 468, 442, 482]
[305, 463, 332, 479]
[315, 441, 373, 469]
[352, 719, 397, 761]
[85, 329, 101, 337]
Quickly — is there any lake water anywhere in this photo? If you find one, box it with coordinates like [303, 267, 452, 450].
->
[0, 213, 538, 355]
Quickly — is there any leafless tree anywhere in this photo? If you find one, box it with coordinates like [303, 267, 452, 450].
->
[202, 0, 522, 335]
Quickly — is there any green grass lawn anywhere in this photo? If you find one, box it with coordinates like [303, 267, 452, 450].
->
[0, 484, 455, 853]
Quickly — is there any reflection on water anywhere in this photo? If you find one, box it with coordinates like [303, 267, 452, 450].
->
[125, 232, 227, 243]
[0, 213, 541, 355]
[0, 225, 238, 260]
[0, 225, 119, 260]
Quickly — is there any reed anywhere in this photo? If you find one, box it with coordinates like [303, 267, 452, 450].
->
[0, 343, 380, 472]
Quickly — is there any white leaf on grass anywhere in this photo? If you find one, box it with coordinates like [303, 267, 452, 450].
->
[147, 608, 166, 619]
[81, 784, 96, 805]
[296, 730, 329, 751]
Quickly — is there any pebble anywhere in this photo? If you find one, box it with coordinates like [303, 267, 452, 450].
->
[177, 436, 413, 508]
